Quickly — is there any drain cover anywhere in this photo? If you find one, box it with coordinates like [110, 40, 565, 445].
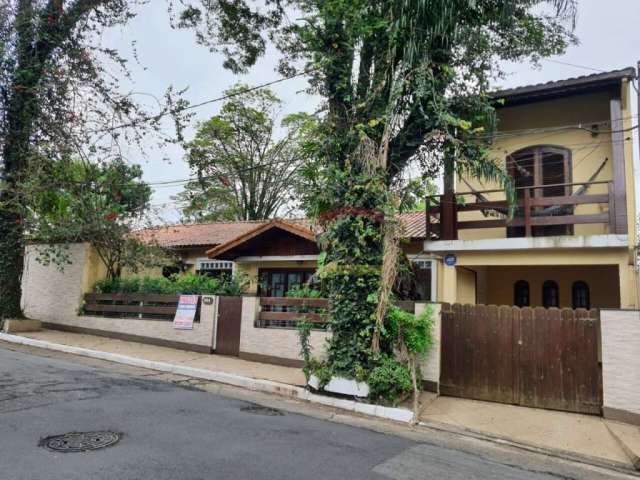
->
[40, 431, 120, 453]
[241, 404, 283, 416]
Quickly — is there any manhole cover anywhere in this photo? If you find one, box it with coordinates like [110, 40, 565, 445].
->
[40, 431, 120, 453]
[240, 404, 283, 416]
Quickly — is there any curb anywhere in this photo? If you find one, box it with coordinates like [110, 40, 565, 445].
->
[0, 333, 413, 424]
[417, 419, 640, 476]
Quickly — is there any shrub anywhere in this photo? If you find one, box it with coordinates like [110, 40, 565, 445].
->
[93, 272, 249, 296]
[368, 356, 412, 405]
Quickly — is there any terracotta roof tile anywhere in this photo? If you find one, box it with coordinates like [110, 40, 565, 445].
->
[138, 213, 425, 249]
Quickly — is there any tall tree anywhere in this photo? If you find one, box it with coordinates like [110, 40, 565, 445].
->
[176, 85, 314, 222]
[0, 0, 277, 318]
[269, 0, 579, 390]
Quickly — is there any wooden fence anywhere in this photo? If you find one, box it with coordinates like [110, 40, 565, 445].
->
[83, 293, 198, 322]
[256, 297, 416, 329]
[440, 303, 602, 415]
[257, 297, 329, 329]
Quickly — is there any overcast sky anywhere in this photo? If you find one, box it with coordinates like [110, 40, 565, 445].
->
[103, 0, 640, 224]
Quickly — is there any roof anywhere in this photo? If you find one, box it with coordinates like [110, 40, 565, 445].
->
[135, 221, 267, 248]
[137, 212, 426, 250]
[492, 67, 636, 107]
[398, 211, 426, 239]
[205, 219, 317, 259]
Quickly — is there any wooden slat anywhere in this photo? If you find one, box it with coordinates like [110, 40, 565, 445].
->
[258, 311, 327, 323]
[84, 293, 180, 303]
[457, 201, 510, 212]
[457, 219, 508, 230]
[528, 213, 609, 227]
[440, 303, 602, 415]
[84, 304, 177, 315]
[528, 194, 609, 207]
[259, 297, 328, 308]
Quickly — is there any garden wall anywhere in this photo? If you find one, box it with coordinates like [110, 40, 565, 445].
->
[601, 309, 640, 425]
[21, 243, 217, 353]
[238, 296, 329, 367]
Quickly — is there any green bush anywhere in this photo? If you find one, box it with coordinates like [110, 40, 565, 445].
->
[93, 272, 249, 296]
[368, 356, 412, 405]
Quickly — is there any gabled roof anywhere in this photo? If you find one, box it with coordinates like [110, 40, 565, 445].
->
[492, 67, 636, 107]
[205, 219, 317, 259]
[136, 219, 310, 249]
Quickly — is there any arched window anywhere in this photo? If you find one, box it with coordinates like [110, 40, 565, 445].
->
[507, 145, 572, 237]
[572, 281, 590, 309]
[542, 280, 560, 308]
[514, 280, 530, 307]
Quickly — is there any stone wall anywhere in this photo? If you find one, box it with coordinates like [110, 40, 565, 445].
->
[601, 309, 640, 424]
[21, 243, 217, 353]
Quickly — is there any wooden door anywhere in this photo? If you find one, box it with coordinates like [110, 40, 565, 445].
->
[440, 303, 602, 415]
[215, 296, 243, 356]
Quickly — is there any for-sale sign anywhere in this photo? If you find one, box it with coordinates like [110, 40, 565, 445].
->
[173, 295, 199, 330]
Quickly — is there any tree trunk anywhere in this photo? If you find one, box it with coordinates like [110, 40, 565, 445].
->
[0, 207, 25, 319]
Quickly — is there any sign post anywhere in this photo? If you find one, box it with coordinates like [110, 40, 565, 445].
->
[173, 295, 199, 330]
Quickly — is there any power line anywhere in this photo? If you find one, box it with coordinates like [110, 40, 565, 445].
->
[94, 68, 316, 134]
[540, 58, 607, 73]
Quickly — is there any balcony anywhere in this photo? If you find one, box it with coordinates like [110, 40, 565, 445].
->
[425, 180, 621, 241]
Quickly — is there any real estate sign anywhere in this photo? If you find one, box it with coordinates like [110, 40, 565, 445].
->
[173, 295, 199, 330]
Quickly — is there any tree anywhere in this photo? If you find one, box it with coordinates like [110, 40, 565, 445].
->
[22, 156, 170, 279]
[176, 85, 314, 222]
[0, 0, 278, 318]
[269, 0, 579, 398]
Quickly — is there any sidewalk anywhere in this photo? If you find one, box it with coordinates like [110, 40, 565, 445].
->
[3, 329, 640, 472]
[417, 393, 638, 470]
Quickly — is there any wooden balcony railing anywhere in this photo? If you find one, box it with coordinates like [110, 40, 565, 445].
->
[426, 180, 618, 240]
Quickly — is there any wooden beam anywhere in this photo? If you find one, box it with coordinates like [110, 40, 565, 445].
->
[260, 297, 328, 308]
[529, 194, 609, 207]
[610, 95, 628, 234]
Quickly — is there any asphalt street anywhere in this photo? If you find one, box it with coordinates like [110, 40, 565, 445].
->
[0, 343, 631, 480]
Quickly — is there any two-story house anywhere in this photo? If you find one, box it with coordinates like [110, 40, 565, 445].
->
[140, 68, 638, 310]
[421, 67, 638, 309]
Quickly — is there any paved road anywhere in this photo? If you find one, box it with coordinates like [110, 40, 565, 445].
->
[0, 344, 629, 480]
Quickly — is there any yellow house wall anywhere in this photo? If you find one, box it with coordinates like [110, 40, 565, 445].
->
[456, 268, 476, 304]
[457, 89, 635, 241]
[435, 247, 637, 308]
[484, 265, 620, 308]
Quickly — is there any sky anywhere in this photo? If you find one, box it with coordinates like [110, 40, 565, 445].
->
[102, 0, 640, 224]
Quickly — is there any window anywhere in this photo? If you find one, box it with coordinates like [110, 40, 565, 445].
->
[506, 145, 572, 237]
[572, 281, 590, 309]
[196, 259, 233, 279]
[542, 280, 560, 308]
[513, 280, 530, 307]
[410, 258, 436, 302]
[258, 269, 315, 297]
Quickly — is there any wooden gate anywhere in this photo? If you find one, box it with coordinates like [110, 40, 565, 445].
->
[440, 303, 602, 415]
[215, 296, 243, 356]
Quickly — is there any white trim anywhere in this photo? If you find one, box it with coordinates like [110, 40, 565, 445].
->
[424, 234, 629, 253]
[234, 255, 318, 263]
[196, 258, 234, 271]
